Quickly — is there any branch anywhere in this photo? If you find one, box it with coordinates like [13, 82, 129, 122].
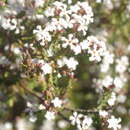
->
[64, 107, 98, 113]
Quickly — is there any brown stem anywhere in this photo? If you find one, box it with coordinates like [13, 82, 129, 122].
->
[58, 112, 70, 122]
[64, 107, 98, 113]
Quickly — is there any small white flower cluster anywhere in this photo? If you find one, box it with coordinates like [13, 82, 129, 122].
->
[85, 36, 107, 62]
[0, 0, 45, 33]
[107, 116, 121, 130]
[107, 92, 116, 106]
[33, 25, 52, 46]
[61, 34, 81, 55]
[99, 109, 122, 130]
[100, 51, 114, 72]
[32, 58, 52, 75]
[99, 74, 126, 92]
[33, 1, 106, 61]
[99, 110, 121, 130]
[99, 110, 108, 118]
[32, 56, 79, 76]
[45, 111, 56, 121]
[61, 35, 107, 62]
[33, 1, 107, 63]
[94, 77, 117, 106]
[1, 17, 17, 30]
[69, 112, 93, 130]
[0, 16, 25, 34]
[102, 75, 113, 88]
[113, 76, 126, 92]
[57, 57, 79, 70]
[32, 1, 96, 58]
[92, 45, 130, 130]
[45, 97, 62, 120]
[33, 0, 93, 47]
[94, 54, 129, 92]
[116, 56, 129, 74]
[114, 56, 129, 103]
[44, 1, 93, 35]
[51, 97, 62, 108]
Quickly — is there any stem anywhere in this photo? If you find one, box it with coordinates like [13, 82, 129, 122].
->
[58, 112, 70, 122]
[64, 107, 98, 113]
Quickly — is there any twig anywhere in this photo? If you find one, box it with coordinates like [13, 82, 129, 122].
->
[64, 107, 98, 113]
[58, 112, 70, 122]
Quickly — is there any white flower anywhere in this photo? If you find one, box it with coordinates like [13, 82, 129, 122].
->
[80, 40, 89, 50]
[53, 1, 67, 11]
[102, 75, 113, 88]
[70, 112, 93, 130]
[69, 112, 83, 125]
[50, 18, 64, 31]
[99, 110, 108, 117]
[61, 34, 79, 49]
[86, 36, 107, 62]
[45, 111, 55, 120]
[1, 18, 18, 31]
[65, 57, 79, 70]
[89, 50, 102, 62]
[33, 25, 51, 46]
[100, 63, 110, 72]
[108, 92, 116, 106]
[41, 63, 52, 75]
[69, 112, 78, 125]
[82, 116, 93, 129]
[114, 77, 124, 91]
[100, 51, 114, 72]
[44, 7, 55, 17]
[51, 97, 62, 108]
[27, 102, 33, 108]
[107, 116, 121, 130]
[103, 51, 114, 64]
[13, 47, 21, 55]
[117, 95, 126, 104]
[4, 122, 12, 129]
[116, 56, 129, 74]
[39, 104, 46, 110]
[67, 0, 72, 4]
[29, 116, 37, 122]
[57, 59, 65, 68]
[71, 45, 81, 55]
[57, 57, 78, 70]
[77, 18, 88, 35]
[58, 120, 68, 128]
[69, 4, 80, 14]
